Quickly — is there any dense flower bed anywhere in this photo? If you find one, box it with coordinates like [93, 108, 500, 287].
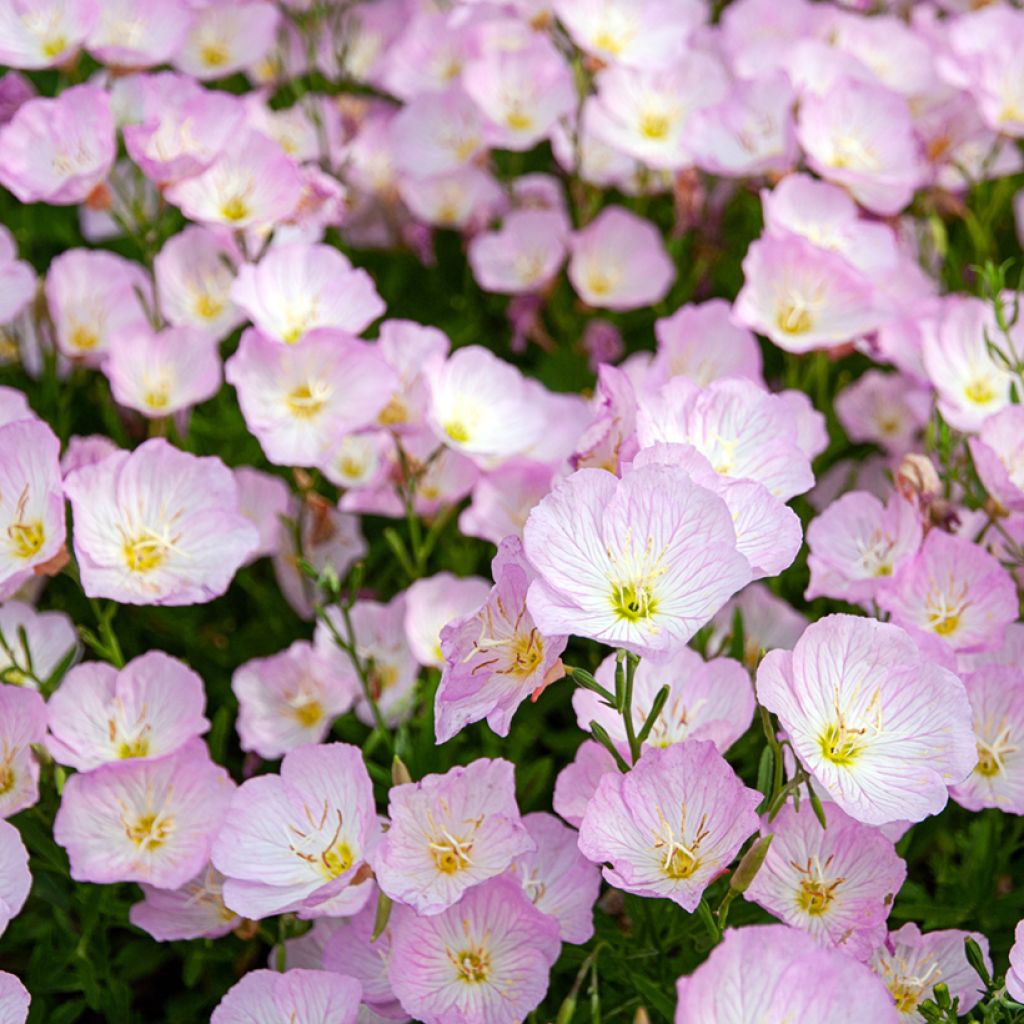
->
[1, 1, 1024, 1022]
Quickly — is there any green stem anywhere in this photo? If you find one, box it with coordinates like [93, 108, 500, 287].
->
[696, 898, 721, 945]
[622, 651, 641, 764]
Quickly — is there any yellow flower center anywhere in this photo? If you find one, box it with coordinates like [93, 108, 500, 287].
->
[126, 813, 173, 850]
[293, 699, 323, 728]
[194, 293, 224, 321]
[377, 395, 408, 426]
[610, 580, 658, 623]
[123, 534, 170, 574]
[144, 385, 170, 411]
[663, 844, 701, 880]
[639, 112, 671, 140]
[964, 378, 996, 405]
[9, 520, 44, 560]
[286, 382, 328, 419]
[776, 302, 813, 336]
[0, 761, 14, 796]
[444, 420, 471, 443]
[931, 612, 959, 636]
[430, 832, 474, 874]
[220, 196, 250, 223]
[453, 948, 490, 984]
[320, 841, 353, 879]
[41, 35, 67, 59]
[118, 735, 150, 759]
[200, 41, 230, 68]
[506, 108, 533, 132]
[818, 722, 865, 767]
[70, 324, 99, 351]
[797, 877, 839, 915]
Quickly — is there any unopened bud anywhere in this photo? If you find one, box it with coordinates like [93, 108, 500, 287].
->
[729, 834, 773, 894]
[896, 453, 941, 505]
[391, 756, 413, 787]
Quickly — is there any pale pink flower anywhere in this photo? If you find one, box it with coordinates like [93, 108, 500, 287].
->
[231, 244, 385, 345]
[63, 438, 258, 605]
[458, 461, 554, 547]
[969, 406, 1024, 514]
[390, 86, 484, 180]
[835, 370, 932, 456]
[0, 685, 44, 819]
[0, 227, 34, 327]
[377, 10, 476, 101]
[552, 0, 702, 68]
[553, 740, 617, 830]
[509, 812, 600, 945]
[86, 0, 191, 67]
[426, 346, 546, 461]
[211, 969, 361, 1024]
[212, 743, 378, 920]
[468, 210, 568, 295]
[797, 78, 926, 215]
[871, 924, 990, 1021]
[104, 325, 221, 418]
[0, 601, 77, 690]
[575, 647, 754, 754]
[154, 226, 243, 340]
[403, 573, 489, 671]
[0, 818, 29, 938]
[0, 84, 114, 205]
[733, 232, 881, 353]
[675, 923, 901, 1023]
[568, 206, 674, 311]
[651, 299, 763, 389]
[578, 741, 759, 909]
[435, 537, 567, 743]
[60, 435, 118, 477]
[225, 327, 397, 467]
[949, 666, 1024, 814]
[47, 652, 208, 772]
[0, 419, 64, 600]
[318, 430, 390, 492]
[922, 296, 1018, 432]
[233, 466, 291, 563]
[372, 758, 533, 916]
[397, 165, 504, 231]
[173, 2, 279, 80]
[745, 801, 906, 961]
[757, 614, 976, 826]
[877, 530, 1018, 655]
[524, 464, 751, 659]
[233, 640, 356, 760]
[1008, 920, 1024, 1004]
[0, 387, 31, 428]
[53, 739, 233, 888]
[709, 584, 808, 668]
[636, 378, 814, 500]
[388, 874, 560, 1024]
[586, 56, 729, 170]
[571, 363, 639, 475]
[0, 0, 98, 69]
[371, 319, 450, 434]
[165, 130, 302, 230]
[718, 0, 819, 77]
[130, 864, 240, 942]
[0, 71, 34, 124]
[462, 37, 575, 152]
[805, 492, 922, 606]
[0, 971, 29, 1024]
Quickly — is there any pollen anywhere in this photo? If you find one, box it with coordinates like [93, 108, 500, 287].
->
[123, 532, 172, 574]
[118, 735, 150, 759]
[377, 395, 408, 426]
[639, 111, 672, 141]
[796, 876, 840, 915]
[126, 812, 174, 850]
[429, 831, 474, 874]
[610, 580, 658, 623]
[200, 40, 230, 68]
[818, 721, 865, 767]
[292, 699, 324, 728]
[964, 378, 996, 405]
[452, 946, 490, 984]
[444, 420, 471, 443]
[9, 520, 45, 560]
[220, 195, 250, 223]
[776, 302, 814, 336]
[506, 107, 533, 132]
[320, 841, 353, 879]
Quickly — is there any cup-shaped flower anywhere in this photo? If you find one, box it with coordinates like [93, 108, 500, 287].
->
[211, 969, 361, 1024]
[969, 406, 1024, 514]
[0, 0, 98, 69]
[130, 864, 239, 943]
[173, 2, 280, 82]
[387, 875, 561, 1024]
[211, 743, 377, 920]
[0, 601, 77, 689]
[578, 741, 760, 910]
[373, 758, 533, 916]
[53, 739, 234, 888]
[63, 439, 258, 605]
[47, 651, 209, 772]
[0, 819, 30, 939]
[0, 686, 45, 818]
[404, 572, 490, 670]
[757, 614, 977, 826]
[524, 465, 752, 660]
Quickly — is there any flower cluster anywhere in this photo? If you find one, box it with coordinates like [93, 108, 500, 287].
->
[1, 0, 1024, 1022]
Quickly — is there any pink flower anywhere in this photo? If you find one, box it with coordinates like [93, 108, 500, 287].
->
[226, 327, 397, 467]
[797, 78, 926, 215]
[835, 370, 932, 457]
[745, 801, 906, 961]
[233, 640, 356, 759]
[1008, 920, 1024, 1004]
[404, 572, 489, 670]
[462, 37, 575, 152]
[949, 666, 1024, 814]
[372, 319, 450, 434]
[459, 461, 554, 547]
[553, 740, 618, 829]
[0, 819, 29, 938]
[165, 130, 302, 230]
[805, 492, 922, 606]
[571, 363, 639, 475]
[651, 299, 763, 389]
[524, 464, 751, 659]
[0, 84, 114, 205]
[86, 0, 192, 68]
[397, 165, 504, 231]
[877, 530, 1018, 655]
[435, 537, 567, 743]
[0, 227, 34, 326]
[389, 87, 485, 180]
[757, 614, 976, 826]
[871, 924, 990, 1020]
[733, 232, 881, 353]
[0, 419, 64, 600]
[104, 325, 222, 418]
[47, 652, 209, 772]
[60, 436, 119, 476]
[0, 971, 29, 1024]
[578, 741, 759, 909]
[154, 226, 244, 340]
[387, 874, 561, 1024]
[130, 864, 240, 942]
[468, 210, 568, 295]
[636, 378, 814, 500]
[710, 584, 808, 668]
[63, 438, 258, 605]
[232, 466, 290, 563]
[373, 758, 533, 916]
[53, 739, 234, 888]
[568, 207, 674, 311]
[231, 244, 385, 345]
[211, 969, 361, 1024]
[969, 406, 1024, 513]
[0, 0, 98, 69]
[675, 923, 901, 1023]
[212, 743, 378, 920]
[0, 600, 77, 689]
[509, 812, 601, 945]
[173, 2, 280, 81]
[575, 647, 754, 753]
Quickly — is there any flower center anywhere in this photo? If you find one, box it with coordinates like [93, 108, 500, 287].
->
[818, 721, 865, 767]
[70, 324, 99, 351]
[123, 533, 171, 573]
[194, 293, 224, 321]
[118, 735, 150, 759]
[776, 302, 813, 336]
[975, 724, 1016, 778]
[796, 876, 840, 916]
[126, 812, 173, 850]
[9, 520, 44, 560]
[320, 841, 353, 879]
[41, 34, 67, 58]
[506, 107, 533, 131]
[286, 381, 329, 418]
[220, 195, 250, 223]
[292, 698, 323, 728]
[610, 580, 658, 623]
[0, 760, 15, 796]
[200, 40, 229, 68]
[453, 947, 490, 984]
[429, 831, 474, 874]
[639, 111, 672, 140]
[964, 378, 996, 405]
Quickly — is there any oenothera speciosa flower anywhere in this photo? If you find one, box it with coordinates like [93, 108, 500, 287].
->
[0, 687, 45, 819]
[130, 864, 238, 944]
[523, 464, 752, 660]
[577, 740, 759, 911]
[969, 405, 1024, 514]
[212, 743, 378, 920]
[211, 968, 361, 1024]
[0, 820, 29, 940]
[0, 972, 28, 1024]
[0, 599, 77, 689]
[757, 614, 976, 826]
